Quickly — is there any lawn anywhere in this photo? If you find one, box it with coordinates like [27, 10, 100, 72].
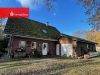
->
[0, 57, 100, 75]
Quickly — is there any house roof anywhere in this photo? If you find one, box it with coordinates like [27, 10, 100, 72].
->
[4, 18, 61, 40]
[60, 34, 97, 44]
[4, 18, 97, 44]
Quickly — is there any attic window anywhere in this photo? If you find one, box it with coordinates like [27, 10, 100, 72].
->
[42, 29, 47, 33]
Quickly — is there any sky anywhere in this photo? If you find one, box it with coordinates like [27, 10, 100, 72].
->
[0, 0, 92, 35]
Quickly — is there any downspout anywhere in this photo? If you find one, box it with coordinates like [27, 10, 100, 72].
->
[58, 39, 61, 56]
[59, 43, 61, 56]
[7, 34, 13, 59]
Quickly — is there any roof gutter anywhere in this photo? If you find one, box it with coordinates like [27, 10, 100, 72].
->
[13, 35, 58, 41]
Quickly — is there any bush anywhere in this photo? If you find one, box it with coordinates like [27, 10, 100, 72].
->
[0, 38, 9, 54]
[0, 51, 3, 57]
[34, 50, 42, 57]
[98, 52, 100, 56]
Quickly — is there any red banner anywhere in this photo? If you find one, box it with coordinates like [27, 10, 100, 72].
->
[0, 8, 29, 18]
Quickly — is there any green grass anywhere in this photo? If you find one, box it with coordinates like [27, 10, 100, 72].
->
[0, 57, 100, 75]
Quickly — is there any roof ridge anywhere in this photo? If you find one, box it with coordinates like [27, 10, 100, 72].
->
[61, 33, 96, 43]
[5, 18, 61, 39]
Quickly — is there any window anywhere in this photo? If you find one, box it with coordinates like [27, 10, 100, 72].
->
[31, 42, 36, 49]
[87, 44, 89, 49]
[19, 41, 26, 49]
[43, 44, 46, 49]
[42, 29, 47, 33]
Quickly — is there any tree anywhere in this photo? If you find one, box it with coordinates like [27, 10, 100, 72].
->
[0, 18, 6, 39]
[41, 0, 100, 30]
[73, 30, 86, 38]
[33, 0, 56, 11]
[85, 30, 100, 46]
[88, 10, 100, 31]
[78, 0, 100, 31]
[73, 30, 100, 46]
[85, 30, 96, 42]
[44, 0, 56, 10]
[0, 18, 5, 26]
[0, 26, 5, 39]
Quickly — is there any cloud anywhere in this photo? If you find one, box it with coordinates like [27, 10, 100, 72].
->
[16, 0, 43, 10]
[17, 0, 33, 7]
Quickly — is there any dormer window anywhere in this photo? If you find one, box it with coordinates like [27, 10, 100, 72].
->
[42, 29, 47, 33]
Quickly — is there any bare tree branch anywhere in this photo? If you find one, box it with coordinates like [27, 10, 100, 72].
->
[0, 18, 5, 26]
[78, 0, 100, 31]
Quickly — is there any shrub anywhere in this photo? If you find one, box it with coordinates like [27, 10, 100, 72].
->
[0, 38, 9, 54]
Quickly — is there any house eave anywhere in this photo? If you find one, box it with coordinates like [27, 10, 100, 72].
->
[12, 34, 58, 41]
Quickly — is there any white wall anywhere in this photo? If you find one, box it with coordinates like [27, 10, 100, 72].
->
[96, 47, 100, 52]
[61, 44, 73, 57]
[56, 44, 60, 55]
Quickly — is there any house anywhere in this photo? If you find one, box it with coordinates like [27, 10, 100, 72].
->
[58, 34, 96, 57]
[0, 25, 5, 39]
[4, 18, 97, 58]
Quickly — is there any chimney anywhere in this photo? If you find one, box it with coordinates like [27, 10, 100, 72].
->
[46, 22, 49, 26]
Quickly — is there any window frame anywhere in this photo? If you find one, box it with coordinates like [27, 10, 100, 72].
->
[19, 41, 26, 49]
[31, 42, 37, 49]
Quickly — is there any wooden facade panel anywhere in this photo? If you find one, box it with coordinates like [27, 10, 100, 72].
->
[59, 37, 72, 44]
[59, 37, 74, 57]
[59, 37, 96, 57]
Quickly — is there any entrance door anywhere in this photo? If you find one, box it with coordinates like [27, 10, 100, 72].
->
[42, 43, 48, 55]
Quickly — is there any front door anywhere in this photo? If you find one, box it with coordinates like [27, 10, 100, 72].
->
[42, 43, 48, 55]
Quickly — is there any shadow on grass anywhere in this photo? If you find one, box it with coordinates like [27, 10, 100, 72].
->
[0, 58, 54, 72]
[35, 60, 100, 74]
[0, 61, 33, 70]
[3, 59, 100, 75]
